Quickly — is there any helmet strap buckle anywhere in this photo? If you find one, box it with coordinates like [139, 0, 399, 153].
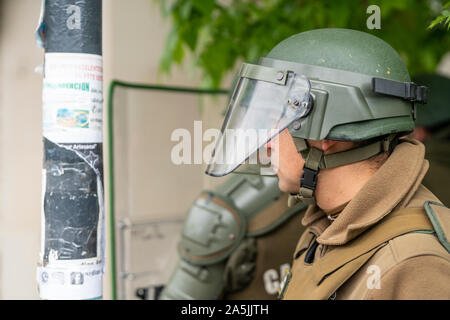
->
[297, 147, 323, 205]
[300, 167, 319, 191]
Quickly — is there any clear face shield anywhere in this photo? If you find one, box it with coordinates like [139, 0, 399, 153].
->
[205, 63, 312, 177]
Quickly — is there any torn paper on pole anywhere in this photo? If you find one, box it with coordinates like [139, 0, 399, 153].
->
[38, 53, 104, 300]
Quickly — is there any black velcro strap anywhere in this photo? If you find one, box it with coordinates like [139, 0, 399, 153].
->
[372, 77, 428, 104]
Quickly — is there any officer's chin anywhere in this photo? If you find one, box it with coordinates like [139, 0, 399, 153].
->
[276, 173, 293, 193]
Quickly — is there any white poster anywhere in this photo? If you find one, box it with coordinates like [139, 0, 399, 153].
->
[39, 53, 104, 300]
[43, 53, 103, 143]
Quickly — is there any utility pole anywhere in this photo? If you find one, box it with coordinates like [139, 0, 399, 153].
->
[36, 0, 104, 300]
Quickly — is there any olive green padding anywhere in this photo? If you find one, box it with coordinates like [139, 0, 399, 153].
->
[247, 201, 308, 237]
[178, 195, 247, 266]
[213, 174, 282, 220]
[223, 238, 257, 293]
[413, 74, 450, 128]
[262, 28, 414, 141]
[159, 260, 226, 300]
[167, 174, 309, 299]
[178, 175, 283, 265]
[327, 117, 414, 141]
[211, 174, 305, 236]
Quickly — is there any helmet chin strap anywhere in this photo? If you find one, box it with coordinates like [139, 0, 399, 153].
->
[288, 134, 399, 206]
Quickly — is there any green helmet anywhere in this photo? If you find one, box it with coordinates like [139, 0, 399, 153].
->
[206, 28, 428, 204]
[265, 28, 417, 142]
[412, 74, 450, 129]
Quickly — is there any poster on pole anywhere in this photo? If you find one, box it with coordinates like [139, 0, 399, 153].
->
[37, 53, 104, 300]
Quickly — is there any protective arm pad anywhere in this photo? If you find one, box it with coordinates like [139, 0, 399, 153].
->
[177, 193, 247, 265]
[159, 260, 226, 300]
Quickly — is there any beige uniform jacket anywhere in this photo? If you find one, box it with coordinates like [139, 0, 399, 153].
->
[283, 139, 450, 300]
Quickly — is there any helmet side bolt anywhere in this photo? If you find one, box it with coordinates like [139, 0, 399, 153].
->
[293, 121, 302, 130]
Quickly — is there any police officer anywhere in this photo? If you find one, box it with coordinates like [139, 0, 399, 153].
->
[205, 28, 450, 300]
[410, 74, 450, 206]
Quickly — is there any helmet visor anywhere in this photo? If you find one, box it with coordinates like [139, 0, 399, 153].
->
[205, 63, 311, 177]
[232, 150, 277, 176]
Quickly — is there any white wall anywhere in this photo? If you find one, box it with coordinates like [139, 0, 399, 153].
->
[0, 0, 44, 299]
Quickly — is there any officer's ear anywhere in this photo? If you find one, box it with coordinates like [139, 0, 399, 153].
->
[313, 139, 359, 155]
[320, 140, 338, 152]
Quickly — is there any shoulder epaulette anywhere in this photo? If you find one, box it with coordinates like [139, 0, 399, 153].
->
[424, 200, 450, 253]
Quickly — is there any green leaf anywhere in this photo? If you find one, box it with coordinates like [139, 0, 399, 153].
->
[158, 0, 450, 88]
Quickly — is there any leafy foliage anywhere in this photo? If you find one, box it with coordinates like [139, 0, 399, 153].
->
[429, 1, 450, 30]
[157, 0, 450, 88]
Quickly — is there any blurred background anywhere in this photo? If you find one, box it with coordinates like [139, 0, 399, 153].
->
[0, 0, 449, 299]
